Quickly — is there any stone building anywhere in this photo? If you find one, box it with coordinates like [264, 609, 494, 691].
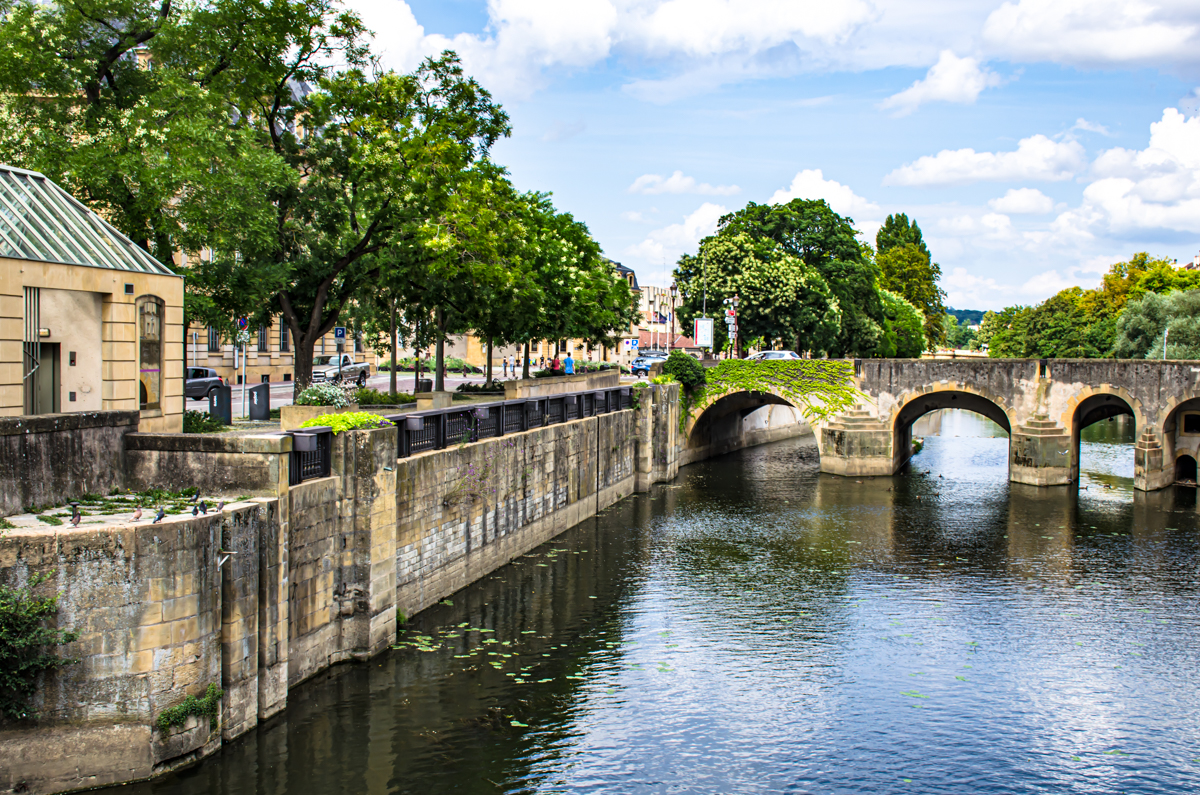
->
[0, 165, 184, 432]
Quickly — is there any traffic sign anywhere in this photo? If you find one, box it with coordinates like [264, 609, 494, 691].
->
[237, 316, 248, 331]
[334, 326, 346, 339]
[630, 338, 639, 349]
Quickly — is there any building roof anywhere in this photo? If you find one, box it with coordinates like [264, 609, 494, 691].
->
[0, 164, 176, 275]
[608, 258, 639, 290]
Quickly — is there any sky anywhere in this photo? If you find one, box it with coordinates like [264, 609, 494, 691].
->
[345, 0, 1200, 311]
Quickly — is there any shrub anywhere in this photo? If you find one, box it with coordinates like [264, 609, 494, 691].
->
[295, 383, 349, 407]
[156, 683, 223, 731]
[650, 374, 676, 385]
[0, 572, 79, 721]
[353, 388, 416, 405]
[299, 412, 394, 434]
[183, 410, 227, 434]
[456, 381, 505, 393]
[662, 350, 706, 391]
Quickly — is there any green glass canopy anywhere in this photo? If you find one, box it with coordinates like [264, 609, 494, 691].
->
[0, 164, 175, 275]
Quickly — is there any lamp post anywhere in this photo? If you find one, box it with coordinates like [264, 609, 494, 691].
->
[668, 282, 677, 353]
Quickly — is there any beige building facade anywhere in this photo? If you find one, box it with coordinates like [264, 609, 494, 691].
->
[0, 165, 184, 432]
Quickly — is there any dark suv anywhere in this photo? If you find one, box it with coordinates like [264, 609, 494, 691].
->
[185, 367, 224, 400]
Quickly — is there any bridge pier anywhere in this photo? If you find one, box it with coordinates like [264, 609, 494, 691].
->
[819, 406, 897, 476]
[1009, 415, 1072, 486]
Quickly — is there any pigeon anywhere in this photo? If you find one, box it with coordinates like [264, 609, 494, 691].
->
[216, 500, 225, 513]
[69, 503, 81, 527]
[153, 507, 165, 524]
[199, 500, 208, 515]
[192, 505, 199, 516]
[188, 492, 199, 503]
[133, 505, 142, 521]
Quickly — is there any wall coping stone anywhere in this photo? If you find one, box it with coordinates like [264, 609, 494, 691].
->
[126, 432, 292, 454]
[0, 410, 139, 437]
[503, 370, 620, 400]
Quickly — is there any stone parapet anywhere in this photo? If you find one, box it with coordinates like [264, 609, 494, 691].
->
[503, 369, 620, 400]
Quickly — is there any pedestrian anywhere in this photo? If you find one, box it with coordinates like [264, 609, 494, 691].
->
[564, 351, 575, 375]
[551, 353, 561, 375]
[502, 356, 508, 378]
[540, 355, 545, 370]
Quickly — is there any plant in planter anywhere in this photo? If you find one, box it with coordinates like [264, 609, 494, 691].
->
[295, 383, 351, 408]
[299, 412, 395, 434]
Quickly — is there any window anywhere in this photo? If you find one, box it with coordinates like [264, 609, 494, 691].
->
[1183, 413, 1200, 435]
[258, 324, 269, 352]
[137, 296, 164, 411]
[280, 324, 289, 352]
[207, 325, 220, 352]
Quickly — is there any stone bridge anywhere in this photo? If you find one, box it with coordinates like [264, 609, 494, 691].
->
[683, 358, 1200, 491]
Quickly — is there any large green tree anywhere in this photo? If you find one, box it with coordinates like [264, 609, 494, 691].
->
[705, 199, 884, 356]
[0, 0, 314, 340]
[875, 213, 930, 260]
[674, 233, 840, 355]
[878, 290, 925, 358]
[876, 242, 945, 349]
[1114, 290, 1200, 359]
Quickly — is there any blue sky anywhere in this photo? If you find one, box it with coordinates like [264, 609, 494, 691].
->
[348, 0, 1200, 310]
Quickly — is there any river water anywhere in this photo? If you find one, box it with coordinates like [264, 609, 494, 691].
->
[116, 411, 1200, 795]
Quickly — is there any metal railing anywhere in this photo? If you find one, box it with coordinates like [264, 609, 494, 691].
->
[286, 426, 333, 485]
[389, 387, 634, 459]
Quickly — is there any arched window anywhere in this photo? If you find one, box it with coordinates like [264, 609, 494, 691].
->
[137, 296, 164, 410]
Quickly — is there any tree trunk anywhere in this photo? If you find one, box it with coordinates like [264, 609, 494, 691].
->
[522, 341, 530, 379]
[434, 306, 445, 393]
[389, 302, 398, 394]
[485, 336, 493, 385]
[292, 340, 314, 399]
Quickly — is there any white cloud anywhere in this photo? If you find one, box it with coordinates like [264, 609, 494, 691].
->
[625, 202, 727, 276]
[879, 51, 1004, 116]
[1071, 118, 1112, 136]
[988, 188, 1055, 214]
[628, 170, 741, 196]
[620, 210, 654, 223]
[768, 169, 882, 223]
[942, 266, 1008, 309]
[884, 134, 1086, 186]
[1068, 108, 1200, 233]
[982, 0, 1200, 71]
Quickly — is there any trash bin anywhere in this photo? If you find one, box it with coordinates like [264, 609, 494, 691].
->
[209, 384, 232, 425]
[248, 383, 270, 421]
[416, 378, 433, 393]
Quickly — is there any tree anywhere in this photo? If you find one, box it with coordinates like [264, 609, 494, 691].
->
[942, 313, 976, 350]
[876, 243, 946, 348]
[1020, 288, 1101, 358]
[707, 199, 884, 356]
[981, 306, 1032, 358]
[878, 290, 925, 358]
[674, 233, 839, 355]
[1114, 290, 1200, 359]
[0, 0, 308, 347]
[876, 213, 930, 260]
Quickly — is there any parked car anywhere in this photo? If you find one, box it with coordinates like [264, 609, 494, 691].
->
[746, 350, 802, 360]
[185, 367, 224, 400]
[631, 350, 669, 377]
[311, 354, 371, 385]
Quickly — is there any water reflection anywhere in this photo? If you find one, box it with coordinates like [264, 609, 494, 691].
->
[111, 419, 1200, 795]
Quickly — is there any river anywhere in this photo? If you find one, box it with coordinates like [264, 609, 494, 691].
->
[112, 410, 1200, 794]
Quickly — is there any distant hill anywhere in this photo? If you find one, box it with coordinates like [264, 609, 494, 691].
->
[946, 308, 985, 326]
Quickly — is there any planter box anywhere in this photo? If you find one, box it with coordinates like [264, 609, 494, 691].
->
[503, 370, 620, 400]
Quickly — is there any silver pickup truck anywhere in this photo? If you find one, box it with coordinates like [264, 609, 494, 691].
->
[310, 354, 370, 385]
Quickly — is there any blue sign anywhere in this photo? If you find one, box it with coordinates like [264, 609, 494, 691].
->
[334, 326, 346, 339]
[237, 316, 248, 330]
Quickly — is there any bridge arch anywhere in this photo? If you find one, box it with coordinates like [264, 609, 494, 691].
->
[1064, 387, 1142, 483]
[683, 387, 809, 466]
[1159, 391, 1200, 486]
[890, 385, 1015, 471]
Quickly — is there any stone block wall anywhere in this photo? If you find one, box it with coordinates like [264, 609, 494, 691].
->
[2, 400, 685, 794]
[0, 410, 138, 517]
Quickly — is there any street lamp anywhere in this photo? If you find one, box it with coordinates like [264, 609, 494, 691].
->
[668, 282, 677, 353]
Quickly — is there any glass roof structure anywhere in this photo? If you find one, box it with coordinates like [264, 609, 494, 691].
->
[0, 164, 176, 275]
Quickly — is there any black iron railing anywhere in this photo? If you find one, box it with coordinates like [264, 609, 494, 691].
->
[287, 426, 333, 485]
[388, 386, 633, 459]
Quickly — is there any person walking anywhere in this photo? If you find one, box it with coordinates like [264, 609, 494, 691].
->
[502, 356, 508, 378]
[563, 351, 575, 375]
[551, 353, 561, 375]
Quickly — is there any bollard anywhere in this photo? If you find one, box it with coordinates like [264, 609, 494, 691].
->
[209, 383, 233, 425]
[248, 382, 270, 421]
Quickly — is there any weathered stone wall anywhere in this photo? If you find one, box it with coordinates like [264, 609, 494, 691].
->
[393, 409, 638, 620]
[1, 401, 685, 794]
[125, 432, 290, 496]
[0, 410, 138, 517]
[0, 505, 271, 794]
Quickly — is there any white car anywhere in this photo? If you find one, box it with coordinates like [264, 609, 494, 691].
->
[746, 350, 802, 360]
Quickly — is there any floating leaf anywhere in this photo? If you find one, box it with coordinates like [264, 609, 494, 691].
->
[955, 676, 969, 681]
[510, 720, 528, 727]
[900, 690, 929, 699]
